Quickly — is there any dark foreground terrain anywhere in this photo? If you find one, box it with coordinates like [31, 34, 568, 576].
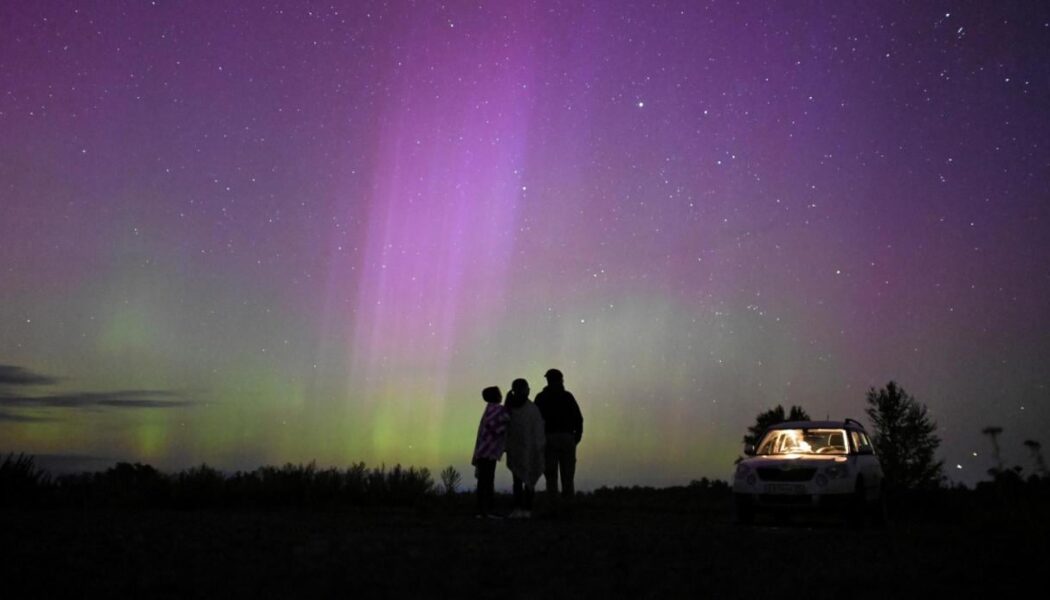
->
[3, 494, 1048, 599]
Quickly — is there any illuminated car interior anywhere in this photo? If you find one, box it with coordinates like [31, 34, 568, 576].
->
[756, 429, 849, 455]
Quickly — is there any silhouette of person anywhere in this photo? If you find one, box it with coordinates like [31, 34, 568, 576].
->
[471, 386, 509, 518]
[534, 368, 583, 503]
[503, 378, 545, 518]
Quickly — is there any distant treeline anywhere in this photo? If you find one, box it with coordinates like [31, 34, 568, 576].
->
[3, 453, 1049, 517]
[0, 453, 736, 511]
[0, 454, 434, 509]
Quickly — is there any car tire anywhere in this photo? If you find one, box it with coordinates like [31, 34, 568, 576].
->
[847, 477, 867, 527]
[733, 494, 754, 526]
[870, 483, 889, 528]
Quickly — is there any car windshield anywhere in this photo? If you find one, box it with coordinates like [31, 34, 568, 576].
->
[756, 429, 849, 455]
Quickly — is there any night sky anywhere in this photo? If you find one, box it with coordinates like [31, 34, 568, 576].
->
[2, 1, 1048, 488]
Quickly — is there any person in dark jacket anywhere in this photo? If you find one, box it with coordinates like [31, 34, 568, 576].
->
[533, 368, 583, 502]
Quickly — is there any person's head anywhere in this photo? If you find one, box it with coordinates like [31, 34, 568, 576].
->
[482, 386, 502, 404]
[511, 378, 530, 397]
[544, 368, 564, 387]
[505, 379, 529, 408]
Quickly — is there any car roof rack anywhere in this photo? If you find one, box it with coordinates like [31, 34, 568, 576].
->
[844, 418, 865, 429]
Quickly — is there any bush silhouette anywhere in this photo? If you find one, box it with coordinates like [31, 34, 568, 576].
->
[93, 462, 171, 507]
[173, 464, 225, 508]
[440, 465, 461, 496]
[0, 455, 437, 509]
[0, 453, 51, 507]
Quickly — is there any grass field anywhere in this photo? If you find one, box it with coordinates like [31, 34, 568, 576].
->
[3, 493, 1047, 598]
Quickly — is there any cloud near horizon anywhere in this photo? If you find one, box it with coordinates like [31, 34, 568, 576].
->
[0, 364, 193, 418]
[0, 364, 60, 387]
[0, 410, 59, 423]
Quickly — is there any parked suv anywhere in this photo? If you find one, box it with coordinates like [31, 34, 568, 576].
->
[732, 419, 885, 524]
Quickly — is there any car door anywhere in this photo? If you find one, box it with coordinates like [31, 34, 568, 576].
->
[850, 431, 880, 499]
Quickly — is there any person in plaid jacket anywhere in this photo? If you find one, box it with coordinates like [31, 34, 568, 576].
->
[472, 386, 510, 517]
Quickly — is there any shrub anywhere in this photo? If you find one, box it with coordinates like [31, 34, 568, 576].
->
[4, 456, 437, 509]
[0, 453, 52, 507]
[440, 465, 461, 496]
[173, 464, 225, 508]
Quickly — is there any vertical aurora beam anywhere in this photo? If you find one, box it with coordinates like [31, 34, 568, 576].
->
[339, 12, 535, 463]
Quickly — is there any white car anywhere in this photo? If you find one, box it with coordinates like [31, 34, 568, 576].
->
[732, 419, 885, 524]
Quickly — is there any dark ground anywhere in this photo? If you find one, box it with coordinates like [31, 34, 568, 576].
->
[2, 494, 1047, 599]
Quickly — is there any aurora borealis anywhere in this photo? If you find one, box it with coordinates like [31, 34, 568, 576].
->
[2, 1, 1048, 488]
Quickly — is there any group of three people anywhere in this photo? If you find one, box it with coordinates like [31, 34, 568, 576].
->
[471, 368, 584, 518]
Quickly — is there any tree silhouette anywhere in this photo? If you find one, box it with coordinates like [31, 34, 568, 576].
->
[439, 465, 461, 496]
[743, 404, 810, 448]
[982, 426, 1004, 476]
[865, 381, 943, 491]
[1023, 439, 1047, 477]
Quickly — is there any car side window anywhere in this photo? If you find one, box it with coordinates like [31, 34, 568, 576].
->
[860, 432, 874, 453]
[851, 431, 873, 454]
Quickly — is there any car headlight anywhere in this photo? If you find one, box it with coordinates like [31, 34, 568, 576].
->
[735, 464, 751, 479]
[823, 464, 849, 479]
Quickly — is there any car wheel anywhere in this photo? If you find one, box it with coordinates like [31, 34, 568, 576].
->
[733, 494, 754, 526]
[846, 477, 867, 527]
[869, 483, 889, 528]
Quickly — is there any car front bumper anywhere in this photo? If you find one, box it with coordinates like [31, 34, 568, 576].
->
[734, 491, 856, 510]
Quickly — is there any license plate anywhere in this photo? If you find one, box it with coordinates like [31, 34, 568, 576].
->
[764, 483, 805, 495]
